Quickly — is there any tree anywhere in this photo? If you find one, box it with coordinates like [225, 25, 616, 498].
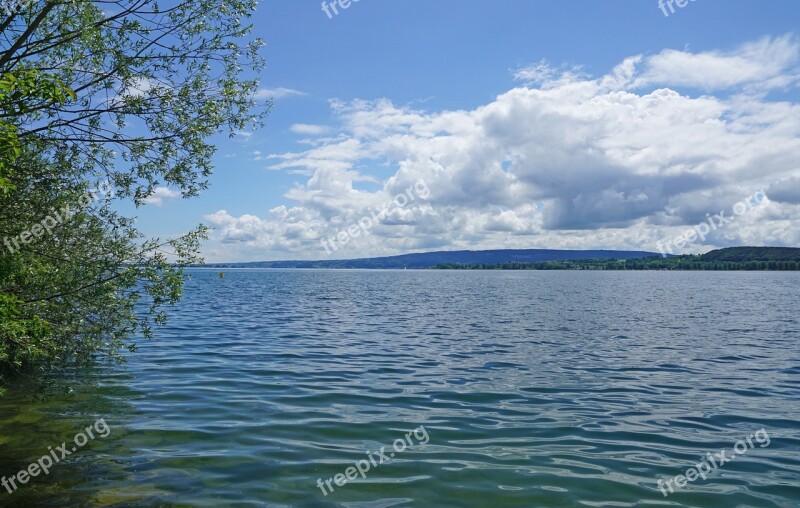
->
[0, 0, 267, 391]
[1, 0, 267, 202]
[0, 68, 75, 193]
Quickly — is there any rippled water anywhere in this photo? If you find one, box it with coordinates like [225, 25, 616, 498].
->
[1, 270, 799, 507]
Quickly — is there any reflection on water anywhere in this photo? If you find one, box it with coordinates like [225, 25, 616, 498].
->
[1, 270, 799, 507]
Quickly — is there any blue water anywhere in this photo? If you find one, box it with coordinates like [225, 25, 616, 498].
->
[1, 270, 799, 506]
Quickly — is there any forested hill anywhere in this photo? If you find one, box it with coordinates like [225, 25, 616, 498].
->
[433, 247, 800, 271]
[206, 247, 800, 270]
[206, 249, 658, 269]
[699, 247, 800, 263]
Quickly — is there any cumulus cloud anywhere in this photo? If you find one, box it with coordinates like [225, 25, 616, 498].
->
[204, 36, 800, 262]
[143, 187, 181, 207]
[767, 176, 800, 204]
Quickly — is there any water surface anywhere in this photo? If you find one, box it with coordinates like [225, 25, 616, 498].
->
[1, 270, 799, 506]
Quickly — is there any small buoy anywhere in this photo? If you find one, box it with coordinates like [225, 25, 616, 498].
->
[219, 272, 225, 279]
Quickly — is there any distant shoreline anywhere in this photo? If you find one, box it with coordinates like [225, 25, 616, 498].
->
[431, 258, 800, 271]
[199, 247, 800, 271]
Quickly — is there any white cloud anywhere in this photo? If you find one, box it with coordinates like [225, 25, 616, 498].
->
[122, 77, 151, 98]
[513, 59, 557, 83]
[513, 59, 586, 89]
[203, 36, 800, 262]
[290, 123, 331, 135]
[143, 187, 181, 207]
[630, 35, 800, 91]
[254, 87, 306, 100]
[251, 150, 268, 161]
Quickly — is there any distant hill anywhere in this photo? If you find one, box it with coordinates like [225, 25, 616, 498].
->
[205, 249, 660, 269]
[699, 247, 800, 263]
[432, 246, 800, 271]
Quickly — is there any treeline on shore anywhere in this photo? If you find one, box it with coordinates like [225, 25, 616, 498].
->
[434, 247, 800, 271]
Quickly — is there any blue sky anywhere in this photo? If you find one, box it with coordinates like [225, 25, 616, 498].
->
[131, 0, 800, 262]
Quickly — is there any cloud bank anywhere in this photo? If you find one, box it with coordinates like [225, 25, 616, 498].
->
[206, 36, 800, 262]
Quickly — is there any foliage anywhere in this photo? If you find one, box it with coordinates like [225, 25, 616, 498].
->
[0, 0, 267, 391]
[699, 247, 800, 263]
[0, 69, 75, 193]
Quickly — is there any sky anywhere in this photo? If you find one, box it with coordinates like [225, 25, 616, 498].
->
[132, 0, 800, 262]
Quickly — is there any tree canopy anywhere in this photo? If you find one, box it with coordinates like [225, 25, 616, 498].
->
[0, 0, 267, 391]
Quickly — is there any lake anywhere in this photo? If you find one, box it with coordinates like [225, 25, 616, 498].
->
[1, 270, 799, 506]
